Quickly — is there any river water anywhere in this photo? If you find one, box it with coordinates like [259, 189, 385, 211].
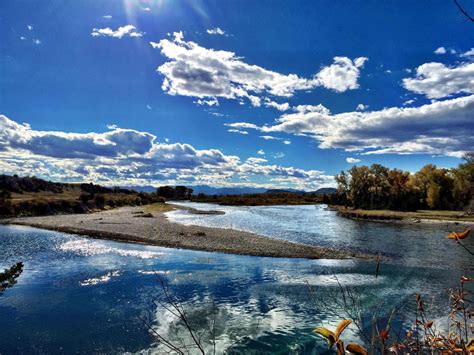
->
[0, 203, 472, 353]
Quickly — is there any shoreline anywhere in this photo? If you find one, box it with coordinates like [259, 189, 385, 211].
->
[331, 205, 474, 226]
[2, 204, 370, 260]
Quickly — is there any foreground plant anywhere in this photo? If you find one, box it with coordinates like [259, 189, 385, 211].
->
[313, 319, 369, 354]
[447, 228, 473, 255]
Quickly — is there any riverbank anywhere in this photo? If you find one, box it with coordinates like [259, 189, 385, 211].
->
[332, 206, 474, 225]
[2, 203, 368, 260]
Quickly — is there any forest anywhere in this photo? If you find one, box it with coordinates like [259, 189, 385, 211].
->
[331, 153, 474, 211]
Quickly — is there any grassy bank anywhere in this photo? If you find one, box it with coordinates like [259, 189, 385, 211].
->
[0, 175, 163, 217]
[333, 205, 474, 223]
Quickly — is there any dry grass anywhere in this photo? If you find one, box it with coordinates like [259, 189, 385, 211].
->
[143, 202, 176, 213]
[10, 187, 81, 202]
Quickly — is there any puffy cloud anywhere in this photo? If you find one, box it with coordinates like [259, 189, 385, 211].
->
[150, 32, 367, 106]
[356, 104, 369, 111]
[91, 25, 143, 38]
[0, 115, 331, 190]
[257, 149, 265, 155]
[206, 27, 226, 35]
[402, 62, 474, 99]
[0, 115, 155, 159]
[346, 157, 361, 163]
[264, 99, 290, 111]
[315, 56, 368, 92]
[228, 95, 474, 157]
[434, 47, 446, 54]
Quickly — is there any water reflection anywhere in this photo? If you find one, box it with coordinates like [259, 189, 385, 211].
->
[0, 262, 23, 294]
[0, 219, 469, 353]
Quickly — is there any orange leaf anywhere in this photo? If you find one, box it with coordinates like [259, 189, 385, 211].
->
[313, 327, 336, 348]
[426, 320, 434, 328]
[346, 342, 368, 355]
[335, 319, 352, 339]
[379, 329, 389, 341]
[447, 229, 470, 240]
[336, 340, 345, 355]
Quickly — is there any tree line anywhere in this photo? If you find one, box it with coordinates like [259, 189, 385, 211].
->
[331, 153, 473, 211]
[156, 186, 193, 200]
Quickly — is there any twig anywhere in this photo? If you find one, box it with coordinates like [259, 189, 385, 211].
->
[454, 0, 474, 21]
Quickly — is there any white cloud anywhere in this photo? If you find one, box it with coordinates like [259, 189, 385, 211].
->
[150, 32, 367, 106]
[0, 115, 331, 190]
[27, 25, 33, 31]
[32, 39, 41, 45]
[315, 56, 368, 92]
[227, 129, 248, 135]
[206, 27, 226, 36]
[283, 140, 291, 145]
[195, 98, 219, 106]
[259, 135, 281, 140]
[142, 7, 151, 11]
[434, 47, 446, 54]
[460, 48, 474, 58]
[257, 149, 265, 155]
[402, 62, 474, 99]
[346, 157, 361, 163]
[226, 122, 259, 130]
[403, 99, 416, 106]
[146, 104, 152, 110]
[246, 157, 267, 164]
[91, 25, 143, 38]
[228, 95, 474, 157]
[264, 99, 290, 111]
[20, 36, 27, 40]
[356, 104, 369, 111]
[102, 15, 112, 19]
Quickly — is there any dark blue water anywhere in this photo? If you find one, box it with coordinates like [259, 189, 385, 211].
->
[0, 204, 472, 353]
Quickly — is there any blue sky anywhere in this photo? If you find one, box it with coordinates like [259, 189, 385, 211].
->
[0, 0, 473, 189]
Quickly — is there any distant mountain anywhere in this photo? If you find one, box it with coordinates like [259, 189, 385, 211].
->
[312, 187, 337, 195]
[189, 185, 267, 195]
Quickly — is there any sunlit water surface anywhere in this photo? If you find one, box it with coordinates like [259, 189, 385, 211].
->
[0, 204, 472, 353]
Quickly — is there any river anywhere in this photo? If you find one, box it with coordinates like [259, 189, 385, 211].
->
[0, 203, 471, 353]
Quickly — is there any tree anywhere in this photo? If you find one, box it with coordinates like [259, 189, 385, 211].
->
[426, 183, 441, 209]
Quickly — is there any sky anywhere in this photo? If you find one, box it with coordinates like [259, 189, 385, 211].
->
[0, 0, 473, 190]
